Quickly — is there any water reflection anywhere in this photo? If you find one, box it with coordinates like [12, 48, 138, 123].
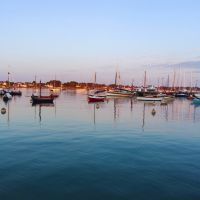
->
[0, 100, 11, 126]
[90, 102, 103, 126]
[142, 103, 146, 130]
[193, 104, 200, 122]
[0, 89, 200, 128]
[32, 103, 54, 123]
[111, 97, 131, 121]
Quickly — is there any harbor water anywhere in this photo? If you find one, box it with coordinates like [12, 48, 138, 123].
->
[0, 89, 200, 200]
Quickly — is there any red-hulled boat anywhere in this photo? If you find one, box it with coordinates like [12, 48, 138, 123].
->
[88, 95, 105, 103]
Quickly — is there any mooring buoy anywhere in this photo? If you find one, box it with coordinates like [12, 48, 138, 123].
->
[1, 108, 6, 114]
[151, 108, 156, 116]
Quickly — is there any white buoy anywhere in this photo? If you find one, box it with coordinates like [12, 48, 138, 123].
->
[1, 108, 6, 114]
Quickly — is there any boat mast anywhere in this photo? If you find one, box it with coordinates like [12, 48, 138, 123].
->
[118, 72, 120, 88]
[54, 74, 56, 89]
[8, 72, 10, 89]
[115, 71, 118, 86]
[34, 75, 37, 93]
[54, 76, 55, 89]
[39, 80, 42, 97]
[131, 79, 134, 91]
[172, 69, 176, 91]
[167, 74, 170, 88]
[144, 71, 147, 89]
[178, 66, 181, 91]
[94, 72, 96, 85]
[190, 71, 192, 93]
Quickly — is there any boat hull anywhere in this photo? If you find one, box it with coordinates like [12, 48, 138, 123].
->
[106, 92, 133, 97]
[88, 90, 107, 97]
[137, 97, 163, 101]
[31, 95, 54, 104]
[175, 93, 188, 98]
[194, 94, 200, 99]
[88, 96, 105, 103]
[10, 90, 22, 96]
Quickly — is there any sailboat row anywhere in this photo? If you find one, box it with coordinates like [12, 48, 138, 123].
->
[87, 71, 166, 102]
[88, 72, 135, 102]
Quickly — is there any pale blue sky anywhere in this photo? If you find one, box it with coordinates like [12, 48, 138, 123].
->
[0, 0, 200, 84]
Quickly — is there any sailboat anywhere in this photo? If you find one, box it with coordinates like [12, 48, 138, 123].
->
[88, 72, 106, 103]
[107, 71, 134, 97]
[3, 72, 12, 102]
[31, 81, 54, 104]
[7, 71, 22, 96]
[49, 75, 60, 97]
[107, 88, 134, 97]
[10, 82, 22, 96]
[50, 75, 60, 92]
[136, 71, 163, 101]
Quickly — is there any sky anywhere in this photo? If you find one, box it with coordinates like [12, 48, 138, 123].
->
[0, 0, 200, 86]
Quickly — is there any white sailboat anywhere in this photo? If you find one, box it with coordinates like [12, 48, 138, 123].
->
[136, 71, 163, 101]
[107, 71, 134, 97]
[50, 75, 61, 92]
[88, 72, 106, 102]
[3, 72, 12, 101]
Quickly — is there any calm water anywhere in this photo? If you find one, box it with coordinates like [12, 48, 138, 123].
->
[0, 89, 200, 200]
